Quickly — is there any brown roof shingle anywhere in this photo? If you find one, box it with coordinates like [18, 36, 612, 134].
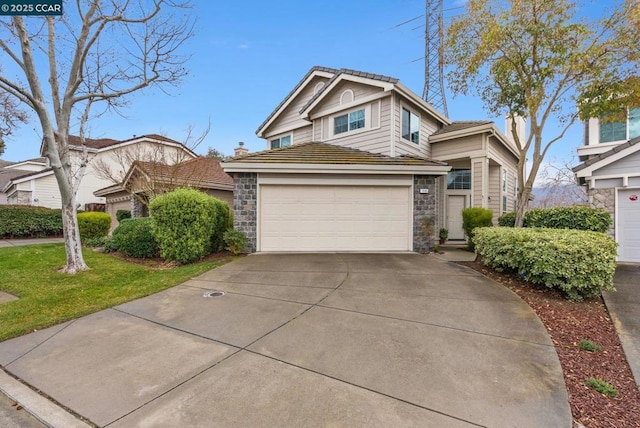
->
[135, 157, 233, 188]
[228, 142, 446, 166]
[67, 134, 180, 150]
[572, 136, 640, 172]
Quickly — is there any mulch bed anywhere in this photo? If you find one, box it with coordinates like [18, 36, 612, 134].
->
[459, 260, 640, 428]
[97, 249, 237, 269]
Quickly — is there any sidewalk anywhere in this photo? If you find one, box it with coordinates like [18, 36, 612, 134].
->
[602, 263, 640, 390]
[0, 238, 64, 248]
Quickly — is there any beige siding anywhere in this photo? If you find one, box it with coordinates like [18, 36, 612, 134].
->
[33, 175, 62, 209]
[294, 126, 313, 144]
[263, 76, 329, 137]
[318, 98, 393, 155]
[472, 159, 484, 208]
[488, 165, 500, 221]
[316, 81, 384, 112]
[105, 194, 132, 232]
[431, 135, 483, 161]
[205, 189, 233, 207]
[394, 96, 440, 158]
[487, 137, 519, 216]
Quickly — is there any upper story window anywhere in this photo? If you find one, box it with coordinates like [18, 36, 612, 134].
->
[334, 109, 365, 135]
[600, 107, 640, 143]
[270, 135, 291, 149]
[401, 107, 420, 144]
[447, 169, 471, 190]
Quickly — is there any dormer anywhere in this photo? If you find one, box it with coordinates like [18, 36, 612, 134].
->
[578, 107, 640, 160]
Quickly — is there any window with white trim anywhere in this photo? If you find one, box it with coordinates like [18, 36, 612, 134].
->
[270, 135, 291, 149]
[599, 107, 640, 143]
[334, 109, 365, 135]
[401, 107, 420, 144]
[447, 169, 471, 190]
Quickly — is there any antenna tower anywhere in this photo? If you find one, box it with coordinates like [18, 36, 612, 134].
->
[422, 0, 448, 116]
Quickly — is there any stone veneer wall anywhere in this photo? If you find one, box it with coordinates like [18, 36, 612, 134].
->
[413, 175, 439, 253]
[231, 172, 257, 253]
[588, 188, 615, 237]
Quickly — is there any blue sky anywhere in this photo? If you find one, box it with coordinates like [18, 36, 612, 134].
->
[2, 0, 601, 171]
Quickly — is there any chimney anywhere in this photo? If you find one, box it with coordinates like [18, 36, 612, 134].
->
[234, 141, 248, 157]
[505, 115, 526, 146]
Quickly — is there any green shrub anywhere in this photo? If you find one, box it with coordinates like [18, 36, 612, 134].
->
[585, 377, 618, 398]
[150, 188, 227, 264]
[524, 206, 611, 232]
[474, 227, 617, 301]
[106, 218, 159, 258]
[498, 212, 516, 227]
[77, 211, 111, 240]
[82, 236, 109, 248]
[224, 229, 246, 255]
[579, 339, 602, 352]
[116, 210, 132, 222]
[462, 207, 493, 250]
[0, 205, 63, 238]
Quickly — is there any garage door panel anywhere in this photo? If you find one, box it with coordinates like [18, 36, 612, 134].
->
[260, 185, 411, 252]
[618, 189, 640, 262]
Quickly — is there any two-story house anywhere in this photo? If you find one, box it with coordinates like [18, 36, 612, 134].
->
[573, 107, 640, 262]
[223, 66, 521, 253]
[2, 134, 197, 211]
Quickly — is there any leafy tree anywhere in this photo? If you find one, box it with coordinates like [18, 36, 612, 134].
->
[446, 0, 640, 226]
[0, 1, 194, 272]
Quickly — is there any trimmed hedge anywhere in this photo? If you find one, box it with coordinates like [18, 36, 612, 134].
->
[462, 207, 493, 250]
[116, 210, 132, 222]
[498, 207, 611, 232]
[77, 212, 111, 240]
[149, 188, 232, 264]
[224, 229, 246, 255]
[474, 227, 617, 301]
[0, 205, 63, 238]
[105, 218, 159, 258]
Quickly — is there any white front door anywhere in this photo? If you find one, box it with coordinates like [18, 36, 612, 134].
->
[618, 188, 640, 262]
[447, 195, 466, 240]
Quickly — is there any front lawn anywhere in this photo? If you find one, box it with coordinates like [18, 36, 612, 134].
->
[0, 244, 232, 342]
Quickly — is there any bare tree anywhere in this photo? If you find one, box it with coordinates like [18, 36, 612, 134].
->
[534, 158, 588, 208]
[0, 76, 29, 156]
[0, 1, 194, 273]
[92, 123, 210, 206]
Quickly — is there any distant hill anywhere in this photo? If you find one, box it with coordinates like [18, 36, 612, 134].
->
[530, 184, 588, 208]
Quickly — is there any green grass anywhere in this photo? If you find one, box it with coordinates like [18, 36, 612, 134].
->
[585, 377, 618, 398]
[0, 244, 232, 342]
[579, 339, 603, 352]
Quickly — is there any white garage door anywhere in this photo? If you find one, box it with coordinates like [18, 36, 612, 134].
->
[618, 189, 640, 262]
[260, 185, 411, 252]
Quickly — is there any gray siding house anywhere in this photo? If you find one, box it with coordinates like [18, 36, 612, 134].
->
[224, 66, 520, 253]
[574, 108, 640, 262]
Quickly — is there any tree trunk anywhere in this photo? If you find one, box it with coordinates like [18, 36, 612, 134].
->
[60, 197, 88, 274]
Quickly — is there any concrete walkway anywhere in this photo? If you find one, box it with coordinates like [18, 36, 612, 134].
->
[603, 263, 640, 390]
[0, 253, 572, 427]
[0, 238, 64, 248]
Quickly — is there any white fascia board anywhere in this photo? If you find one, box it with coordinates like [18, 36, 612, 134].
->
[575, 144, 640, 177]
[8, 169, 54, 185]
[95, 139, 197, 158]
[302, 74, 394, 117]
[4, 161, 47, 170]
[256, 70, 335, 138]
[429, 123, 494, 142]
[394, 83, 451, 126]
[223, 162, 451, 176]
[577, 142, 621, 158]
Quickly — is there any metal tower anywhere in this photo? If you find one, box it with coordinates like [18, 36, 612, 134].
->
[422, 0, 448, 116]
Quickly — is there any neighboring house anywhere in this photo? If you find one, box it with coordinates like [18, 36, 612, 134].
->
[0, 157, 48, 205]
[573, 107, 640, 262]
[223, 66, 520, 253]
[1, 134, 196, 210]
[95, 157, 234, 231]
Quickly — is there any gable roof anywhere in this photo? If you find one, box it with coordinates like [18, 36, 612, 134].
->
[124, 157, 233, 190]
[0, 167, 54, 193]
[573, 136, 640, 176]
[256, 66, 338, 136]
[39, 134, 195, 157]
[429, 120, 520, 159]
[256, 66, 451, 138]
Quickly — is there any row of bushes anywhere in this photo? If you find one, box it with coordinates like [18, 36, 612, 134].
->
[0, 205, 63, 238]
[105, 188, 244, 263]
[473, 227, 617, 301]
[497, 206, 612, 233]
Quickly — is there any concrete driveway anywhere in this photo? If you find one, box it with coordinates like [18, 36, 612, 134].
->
[0, 253, 571, 427]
